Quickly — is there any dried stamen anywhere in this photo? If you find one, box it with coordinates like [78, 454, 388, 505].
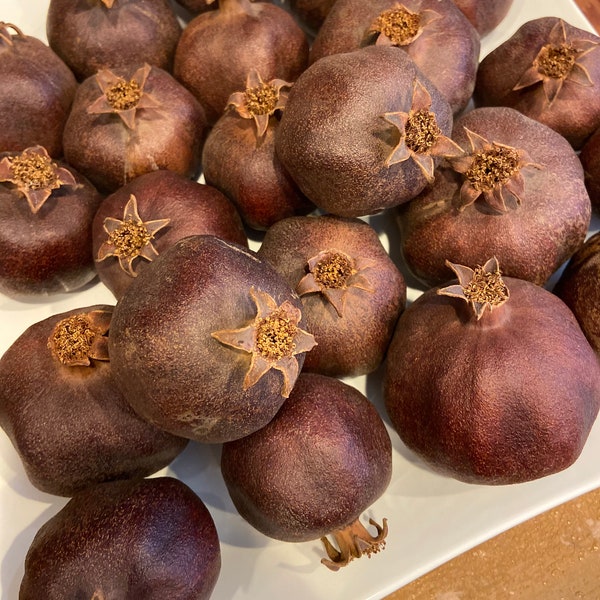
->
[463, 265, 509, 307]
[313, 253, 354, 289]
[8, 152, 58, 190]
[244, 83, 279, 116]
[370, 7, 420, 46]
[405, 109, 441, 154]
[106, 220, 153, 260]
[255, 311, 297, 360]
[537, 43, 578, 79]
[49, 315, 99, 365]
[105, 79, 142, 111]
[465, 145, 520, 192]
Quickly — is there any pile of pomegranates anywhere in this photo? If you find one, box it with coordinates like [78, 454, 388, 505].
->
[1, 1, 600, 599]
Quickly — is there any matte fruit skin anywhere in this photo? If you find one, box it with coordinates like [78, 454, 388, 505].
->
[109, 235, 309, 443]
[257, 215, 406, 376]
[554, 231, 600, 354]
[309, 0, 480, 115]
[383, 278, 600, 485]
[580, 125, 600, 211]
[0, 157, 103, 298]
[19, 477, 221, 600]
[0, 306, 188, 496]
[452, 0, 513, 36]
[46, 0, 182, 80]
[92, 169, 248, 300]
[275, 46, 453, 217]
[221, 372, 392, 542]
[397, 106, 591, 287]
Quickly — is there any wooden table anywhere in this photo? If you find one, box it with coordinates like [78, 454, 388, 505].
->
[385, 3, 600, 598]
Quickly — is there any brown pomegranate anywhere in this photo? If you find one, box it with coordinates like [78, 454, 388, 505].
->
[580, 125, 600, 211]
[452, 0, 513, 37]
[384, 257, 600, 485]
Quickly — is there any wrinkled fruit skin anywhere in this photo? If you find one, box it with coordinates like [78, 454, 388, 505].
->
[452, 0, 513, 37]
[221, 372, 392, 542]
[19, 477, 221, 600]
[109, 235, 309, 443]
[383, 278, 600, 485]
[63, 65, 207, 193]
[0, 27, 77, 157]
[0, 306, 188, 496]
[310, 0, 480, 114]
[580, 125, 600, 211]
[397, 106, 591, 287]
[92, 169, 248, 300]
[258, 214, 406, 376]
[474, 17, 600, 150]
[46, 0, 183, 80]
[275, 46, 454, 217]
[554, 231, 600, 355]
[0, 158, 103, 298]
[173, 0, 309, 124]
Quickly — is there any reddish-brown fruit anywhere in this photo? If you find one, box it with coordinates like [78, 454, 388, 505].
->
[580, 125, 600, 211]
[288, 0, 337, 34]
[0, 22, 77, 157]
[173, 0, 309, 124]
[19, 477, 221, 600]
[452, 0, 513, 37]
[258, 214, 406, 377]
[92, 169, 247, 299]
[0, 146, 103, 297]
[221, 372, 391, 570]
[0, 306, 188, 496]
[63, 63, 207, 193]
[384, 257, 600, 485]
[46, 0, 182, 81]
[108, 235, 316, 443]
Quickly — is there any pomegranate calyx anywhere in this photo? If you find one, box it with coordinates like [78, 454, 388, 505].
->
[437, 257, 510, 320]
[211, 287, 317, 397]
[0, 22, 23, 46]
[367, 5, 440, 47]
[96, 194, 170, 277]
[320, 517, 388, 571]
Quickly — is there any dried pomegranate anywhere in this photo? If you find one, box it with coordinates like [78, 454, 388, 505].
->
[309, 0, 480, 114]
[0, 306, 188, 496]
[173, 0, 309, 124]
[275, 45, 457, 217]
[221, 372, 391, 570]
[475, 17, 600, 149]
[258, 214, 406, 376]
[0, 22, 77, 157]
[451, 0, 513, 37]
[62, 63, 207, 193]
[580, 125, 600, 211]
[202, 70, 314, 230]
[108, 235, 316, 443]
[92, 169, 247, 299]
[46, 0, 182, 81]
[397, 106, 591, 287]
[384, 257, 600, 485]
[0, 146, 103, 297]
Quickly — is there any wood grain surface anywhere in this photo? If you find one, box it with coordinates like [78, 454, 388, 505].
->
[384, 3, 600, 599]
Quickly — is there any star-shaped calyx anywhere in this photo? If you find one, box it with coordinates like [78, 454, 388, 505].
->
[367, 3, 440, 47]
[227, 70, 291, 139]
[96, 194, 170, 277]
[0, 145, 76, 213]
[437, 257, 510, 320]
[383, 79, 464, 182]
[211, 287, 317, 398]
[0, 22, 22, 48]
[88, 63, 161, 129]
[47, 310, 112, 367]
[100, 0, 116, 7]
[513, 19, 599, 106]
[296, 249, 375, 318]
[448, 128, 543, 213]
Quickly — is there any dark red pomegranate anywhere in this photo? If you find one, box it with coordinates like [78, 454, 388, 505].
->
[580, 125, 600, 211]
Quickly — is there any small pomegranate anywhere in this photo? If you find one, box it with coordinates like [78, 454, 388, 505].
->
[20, 477, 221, 600]
[63, 63, 207, 193]
[46, 0, 182, 81]
[580, 125, 600, 211]
[257, 214, 406, 377]
[0, 22, 77, 157]
[384, 257, 600, 485]
[474, 17, 600, 149]
[173, 0, 309, 124]
[0, 306, 188, 496]
[451, 0, 513, 37]
[108, 235, 316, 443]
[92, 169, 248, 300]
[202, 70, 314, 230]
[0, 146, 103, 298]
[221, 372, 392, 571]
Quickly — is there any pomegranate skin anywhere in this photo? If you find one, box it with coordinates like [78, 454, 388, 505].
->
[46, 0, 183, 81]
[383, 277, 600, 485]
[0, 24, 77, 158]
[221, 372, 392, 542]
[452, 0, 513, 37]
[19, 477, 221, 600]
[397, 106, 591, 287]
[580, 125, 600, 211]
[92, 169, 248, 300]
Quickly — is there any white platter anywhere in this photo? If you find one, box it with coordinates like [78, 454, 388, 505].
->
[1, 1, 598, 599]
